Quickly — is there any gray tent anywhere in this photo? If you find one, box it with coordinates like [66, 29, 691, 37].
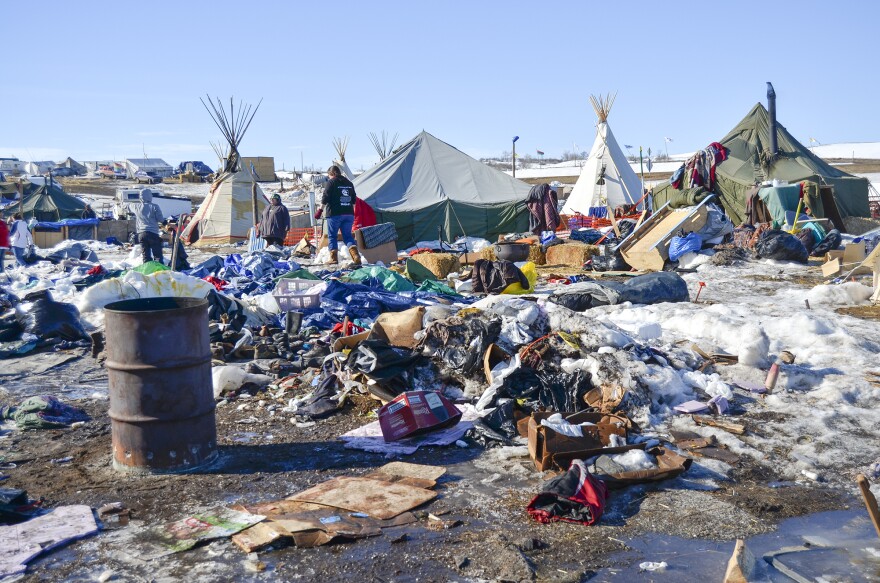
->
[354, 131, 531, 247]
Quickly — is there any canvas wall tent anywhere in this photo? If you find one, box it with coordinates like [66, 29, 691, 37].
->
[562, 95, 642, 215]
[125, 158, 174, 178]
[24, 161, 56, 176]
[18, 180, 86, 222]
[353, 131, 532, 248]
[652, 103, 870, 225]
[241, 157, 276, 182]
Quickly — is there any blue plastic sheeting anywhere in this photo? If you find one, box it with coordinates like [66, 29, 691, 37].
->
[301, 279, 473, 330]
[34, 218, 100, 230]
[569, 228, 606, 245]
[668, 232, 703, 261]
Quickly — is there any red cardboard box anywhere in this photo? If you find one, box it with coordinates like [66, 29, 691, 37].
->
[378, 391, 462, 442]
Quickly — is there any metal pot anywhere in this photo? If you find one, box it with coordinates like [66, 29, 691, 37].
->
[494, 242, 530, 262]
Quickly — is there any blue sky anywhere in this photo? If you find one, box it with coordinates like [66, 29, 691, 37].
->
[3, 0, 876, 171]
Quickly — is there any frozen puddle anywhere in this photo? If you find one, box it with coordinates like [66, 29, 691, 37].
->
[593, 509, 880, 581]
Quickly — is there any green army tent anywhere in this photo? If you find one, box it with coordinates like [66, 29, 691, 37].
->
[19, 180, 86, 221]
[652, 103, 869, 225]
[353, 131, 531, 248]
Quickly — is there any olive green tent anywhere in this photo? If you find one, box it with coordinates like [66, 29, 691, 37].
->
[652, 103, 869, 225]
[354, 131, 531, 248]
[19, 180, 86, 221]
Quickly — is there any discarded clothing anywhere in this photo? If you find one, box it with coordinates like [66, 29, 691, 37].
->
[1, 395, 89, 430]
[526, 183, 561, 234]
[472, 260, 529, 294]
[527, 460, 608, 525]
[811, 229, 842, 257]
[20, 290, 88, 341]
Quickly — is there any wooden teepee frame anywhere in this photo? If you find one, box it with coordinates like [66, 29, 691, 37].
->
[332, 136, 349, 162]
[589, 92, 616, 123]
[200, 95, 263, 174]
[368, 131, 399, 161]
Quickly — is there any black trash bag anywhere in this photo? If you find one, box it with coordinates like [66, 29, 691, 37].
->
[297, 373, 344, 419]
[811, 229, 842, 257]
[754, 230, 809, 263]
[421, 314, 501, 377]
[206, 289, 246, 331]
[550, 271, 689, 312]
[0, 311, 23, 342]
[617, 219, 637, 240]
[347, 339, 421, 401]
[0, 288, 19, 310]
[587, 249, 629, 272]
[535, 369, 593, 412]
[482, 399, 520, 440]
[498, 367, 544, 401]
[466, 420, 514, 448]
[20, 290, 88, 341]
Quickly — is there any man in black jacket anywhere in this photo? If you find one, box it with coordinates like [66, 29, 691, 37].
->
[320, 165, 361, 265]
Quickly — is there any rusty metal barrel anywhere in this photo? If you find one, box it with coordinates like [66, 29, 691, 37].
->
[104, 297, 217, 473]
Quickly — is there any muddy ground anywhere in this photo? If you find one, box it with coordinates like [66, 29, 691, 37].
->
[0, 350, 856, 583]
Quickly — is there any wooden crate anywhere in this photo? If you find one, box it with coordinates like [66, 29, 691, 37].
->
[618, 199, 711, 271]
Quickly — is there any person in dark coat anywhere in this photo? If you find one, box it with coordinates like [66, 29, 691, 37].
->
[526, 183, 561, 234]
[258, 194, 290, 247]
[81, 204, 97, 220]
[320, 165, 360, 266]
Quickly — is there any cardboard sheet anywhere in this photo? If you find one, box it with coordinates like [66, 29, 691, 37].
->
[287, 477, 436, 520]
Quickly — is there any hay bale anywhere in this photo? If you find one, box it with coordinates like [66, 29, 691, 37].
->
[528, 244, 546, 266]
[844, 216, 880, 236]
[410, 252, 460, 279]
[480, 247, 496, 261]
[545, 243, 599, 267]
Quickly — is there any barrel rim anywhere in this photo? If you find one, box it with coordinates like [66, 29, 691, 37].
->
[104, 296, 209, 314]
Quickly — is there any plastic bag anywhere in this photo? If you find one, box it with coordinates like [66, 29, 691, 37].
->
[754, 230, 809, 263]
[811, 229, 842, 257]
[668, 232, 703, 261]
[502, 261, 537, 294]
[20, 290, 88, 341]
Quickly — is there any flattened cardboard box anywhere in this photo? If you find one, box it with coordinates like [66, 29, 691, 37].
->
[378, 391, 462, 442]
[527, 411, 639, 472]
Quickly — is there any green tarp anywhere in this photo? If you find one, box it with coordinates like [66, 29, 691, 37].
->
[343, 266, 416, 292]
[354, 131, 531, 248]
[652, 103, 869, 225]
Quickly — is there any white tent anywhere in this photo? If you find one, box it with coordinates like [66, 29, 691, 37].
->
[125, 158, 174, 178]
[181, 168, 268, 247]
[24, 161, 56, 176]
[562, 95, 642, 215]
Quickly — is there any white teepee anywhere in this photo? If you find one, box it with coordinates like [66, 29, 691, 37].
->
[562, 94, 642, 215]
[332, 136, 355, 180]
[181, 96, 270, 246]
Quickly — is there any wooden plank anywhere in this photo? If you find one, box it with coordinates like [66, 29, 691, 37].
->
[856, 474, 880, 539]
[692, 415, 745, 435]
[231, 522, 285, 553]
[287, 477, 437, 520]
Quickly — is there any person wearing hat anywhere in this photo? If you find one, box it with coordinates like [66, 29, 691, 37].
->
[258, 193, 290, 247]
[320, 165, 360, 265]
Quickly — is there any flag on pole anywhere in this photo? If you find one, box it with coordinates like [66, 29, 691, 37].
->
[536, 149, 544, 156]
[624, 144, 633, 149]
[664, 137, 673, 143]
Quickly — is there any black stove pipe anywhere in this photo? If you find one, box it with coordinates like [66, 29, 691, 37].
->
[767, 82, 778, 155]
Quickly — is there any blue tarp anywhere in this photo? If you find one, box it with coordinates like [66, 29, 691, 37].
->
[34, 218, 100, 230]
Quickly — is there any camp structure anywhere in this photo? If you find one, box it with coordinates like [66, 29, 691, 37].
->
[24, 161, 56, 176]
[354, 130, 531, 247]
[125, 158, 174, 178]
[57, 157, 87, 175]
[332, 136, 355, 180]
[18, 179, 87, 222]
[181, 96, 269, 247]
[240, 157, 276, 182]
[562, 94, 642, 215]
[652, 99, 870, 225]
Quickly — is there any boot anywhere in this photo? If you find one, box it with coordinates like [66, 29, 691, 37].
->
[328, 250, 338, 265]
[348, 246, 362, 266]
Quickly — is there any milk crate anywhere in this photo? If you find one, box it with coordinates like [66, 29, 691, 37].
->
[273, 278, 322, 311]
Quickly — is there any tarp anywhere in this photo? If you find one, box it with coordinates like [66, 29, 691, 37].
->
[181, 169, 269, 246]
[652, 103, 869, 224]
[563, 121, 642, 214]
[19, 181, 86, 222]
[354, 131, 531, 248]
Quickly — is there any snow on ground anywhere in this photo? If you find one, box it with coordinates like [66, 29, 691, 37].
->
[582, 258, 880, 487]
[811, 141, 880, 159]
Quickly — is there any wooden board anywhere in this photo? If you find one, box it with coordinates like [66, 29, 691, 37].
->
[618, 200, 710, 271]
[287, 477, 436, 520]
[231, 522, 286, 553]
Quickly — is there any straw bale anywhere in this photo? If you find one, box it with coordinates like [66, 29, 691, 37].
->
[545, 243, 599, 267]
[410, 253, 460, 279]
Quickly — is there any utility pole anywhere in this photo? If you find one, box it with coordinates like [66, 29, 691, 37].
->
[512, 136, 519, 178]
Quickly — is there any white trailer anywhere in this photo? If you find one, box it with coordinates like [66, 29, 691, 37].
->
[114, 188, 192, 220]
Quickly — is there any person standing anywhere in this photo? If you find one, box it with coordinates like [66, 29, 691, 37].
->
[320, 165, 360, 265]
[258, 194, 290, 247]
[128, 188, 165, 264]
[8, 213, 34, 267]
[81, 204, 97, 220]
[0, 218, 9, 271]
